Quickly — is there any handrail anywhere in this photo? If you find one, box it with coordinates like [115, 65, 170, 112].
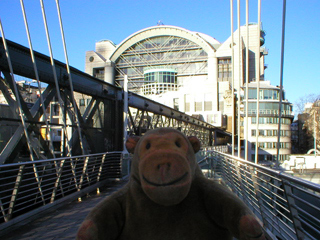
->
[199, 150, 320, 240]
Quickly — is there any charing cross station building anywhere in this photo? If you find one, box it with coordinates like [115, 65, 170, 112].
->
[84, 24, 293, 162]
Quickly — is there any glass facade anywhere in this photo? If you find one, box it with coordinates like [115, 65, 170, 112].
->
[251, 117, 291, 124]
[144, 70, 176, 84]
[247, 102, 292, 114]
[143, 69, 177, 95]
[251, 129, 291, 137]
[247, 88, 286, 100]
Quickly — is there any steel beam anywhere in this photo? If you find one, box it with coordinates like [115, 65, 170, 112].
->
[0, 38, 120, 100]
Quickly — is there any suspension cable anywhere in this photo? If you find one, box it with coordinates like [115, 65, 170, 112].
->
[39, 0, 72, 156]
[230, 0, 235, 156]
[55, 0, 86, 155]
[254, 0, 261, 164]
[237, 0, 241, 158]
[20, 0, 56, 158]
[276, 0, 287, 167]
[245, 0, 249, 161]
[0, 18, 36, 161]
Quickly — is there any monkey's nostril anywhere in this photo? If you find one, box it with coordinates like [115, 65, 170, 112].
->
[157, 163, 171, 170]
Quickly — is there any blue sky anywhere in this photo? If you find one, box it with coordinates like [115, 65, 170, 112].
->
[0, 0, 319, 113]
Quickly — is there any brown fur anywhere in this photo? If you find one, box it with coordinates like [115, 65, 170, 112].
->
[77, 128, 265, 240]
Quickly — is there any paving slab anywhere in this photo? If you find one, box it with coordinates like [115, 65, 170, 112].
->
[1, 180, 128, 240]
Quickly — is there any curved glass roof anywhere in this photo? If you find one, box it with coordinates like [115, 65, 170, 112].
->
[113, 27, 213, 91]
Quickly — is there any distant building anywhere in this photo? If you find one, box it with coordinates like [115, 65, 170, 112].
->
[242, 81, 293, 161]
[84, 24, 294, 162]
[0, 81, 40, 106]
[293, 100, 320, 153]
[291, 119, 299, 153]
[0, 81, 63, 155]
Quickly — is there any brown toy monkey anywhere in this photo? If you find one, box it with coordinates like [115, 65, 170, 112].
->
[77, 128, 265, 240]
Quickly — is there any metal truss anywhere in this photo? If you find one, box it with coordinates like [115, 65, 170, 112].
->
[0, 38, 123, 164]
[126, 91, 214, 147]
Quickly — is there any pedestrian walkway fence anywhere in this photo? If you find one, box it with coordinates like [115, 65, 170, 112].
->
[0, 150, 319, 240]
[198, 150, 320, 240]
[0, 152, 123, 228]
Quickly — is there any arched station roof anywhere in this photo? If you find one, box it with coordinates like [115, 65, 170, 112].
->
[110, 25, 219, 62]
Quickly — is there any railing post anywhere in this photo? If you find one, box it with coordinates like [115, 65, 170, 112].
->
[97, 154, 106, 182]
[7, 165, 25, 221]
[79, 156, 90, 190]
[282, 179, 304, 240]
[50, 159, 66, 203]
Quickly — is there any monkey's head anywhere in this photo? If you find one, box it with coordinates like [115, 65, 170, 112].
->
[126, 128, 201, 206]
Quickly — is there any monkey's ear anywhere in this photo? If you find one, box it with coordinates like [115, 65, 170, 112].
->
[188, 136, 201, 153]
[125, 136, 141, 153]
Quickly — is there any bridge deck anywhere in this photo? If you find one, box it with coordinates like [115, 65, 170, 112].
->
[1, 180, 128, 240]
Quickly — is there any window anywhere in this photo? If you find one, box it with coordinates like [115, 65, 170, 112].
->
[266, 155, 273, 161]
[195, 102, 202, 111]
[207, 114, 214, 124]
[185, 94, 191, 112]
[173, 98, 179, 111]
[248, 89, 257, 99]
[204, 93, 212, 111]
[218, 58, 232, 82]
[93, 68, 104, 80]
[266, 142, 273, 149]
[251, 143, 255, 150]
[145, 70, 176, 85]
[79, 99, 85, 106]
[218, 93, 224, 111]
[194, 95, 202, 112]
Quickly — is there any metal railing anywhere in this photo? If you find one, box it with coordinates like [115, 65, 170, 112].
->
[0, 152, 123, 226]
[1, 148, 319, 239]
[199, 150, 320, 240]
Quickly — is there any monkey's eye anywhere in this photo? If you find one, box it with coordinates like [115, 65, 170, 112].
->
[146, 142, 151, 150]
[175, 141, 181, 148]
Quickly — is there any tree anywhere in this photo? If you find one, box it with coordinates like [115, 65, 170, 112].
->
[294, 93, 319, 115]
